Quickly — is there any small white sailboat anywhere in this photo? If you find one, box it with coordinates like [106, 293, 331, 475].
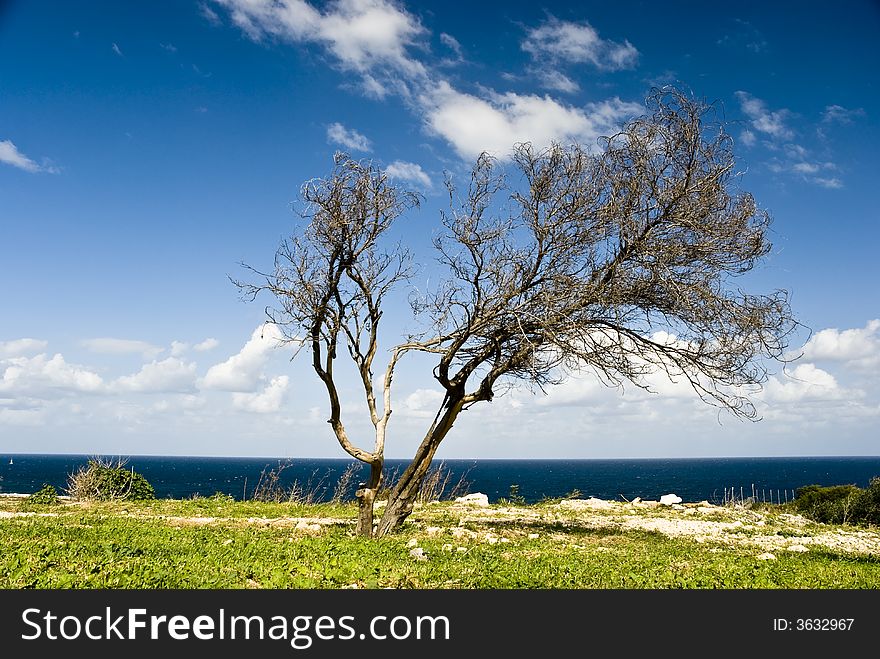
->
[8, 458, 12, 465]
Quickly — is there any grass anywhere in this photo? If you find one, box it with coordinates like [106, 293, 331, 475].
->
[1, 496, 878, 589]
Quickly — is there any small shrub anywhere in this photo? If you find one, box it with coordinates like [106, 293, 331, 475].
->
[502, 483, 527, 505]
[854, 477, 880, 525]
[28, 484, 59, 505]
[66, 458, 155, 501]
[330, 462, 360, 503]
[250, 461, 329, 504]
[376, 462, 472, 504]
[793, 484, 862, 525]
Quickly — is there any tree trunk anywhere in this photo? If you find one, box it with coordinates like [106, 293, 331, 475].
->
[375, 398, 463, 537]
[355, 460, 382, 537]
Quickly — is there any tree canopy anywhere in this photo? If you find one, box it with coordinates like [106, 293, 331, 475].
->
[237, 88, 798, 536]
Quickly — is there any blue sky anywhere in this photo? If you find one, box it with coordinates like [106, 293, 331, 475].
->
[1, 0, 878, 459]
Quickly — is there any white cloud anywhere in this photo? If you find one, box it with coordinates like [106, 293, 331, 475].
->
[326, 122, 372, 151]
[802, 319, 880, 368]
[81, 337, 163, 359]
[734, 91, 794, 140]
[791, 162, 820, 174]
[812, 176, 843, 189]
[422, 82, 642, 160]
[112, 42, 123, 57]
[761, 363, 847, 403]
[0, 353, 104, 396]
[201, 324, 285, 391]
[211, 0, 426, 80]
[193, 338, 219, 352]
[0, 139, 49, 173]
[0, 338, 48, 357]
[114, 358, 198, 393]
[822, 104, 865, 124]
[385, 160, 430, 187]
[170, 341, 189, 357]
[522, 18, 638, 71]
[536, 69, 579, 94]
[399, 388, 444, 417]
[0, 407, 46, 426]
[233, 375, 289, 413]
[439, 32, 462, 59]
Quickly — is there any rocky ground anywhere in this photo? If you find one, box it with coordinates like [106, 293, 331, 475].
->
[3, 493, 878, 558]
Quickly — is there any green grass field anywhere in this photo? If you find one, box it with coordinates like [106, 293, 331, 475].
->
[2, 496, 878, 589]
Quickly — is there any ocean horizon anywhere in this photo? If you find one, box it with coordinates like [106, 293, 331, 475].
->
[2, 453, 879, 505]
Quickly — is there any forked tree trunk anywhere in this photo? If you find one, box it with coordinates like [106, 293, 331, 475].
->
[355, 460, 382, 537]
[374, 398, 463, 537]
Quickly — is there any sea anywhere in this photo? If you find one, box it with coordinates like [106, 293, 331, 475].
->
[2, 454, 879, 504]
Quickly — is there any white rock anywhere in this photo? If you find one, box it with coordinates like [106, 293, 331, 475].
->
[441, 543, 453, 552]
[659, 494, 683, 505]
[409, 547, 427, 561]
[787, 544, 809, 553]
[406, 538, 419, 548]
[559, 497, 615, 510]
[425, 526, 443, 536]
[456, 546, 468, 552]
[757, 552, 777, 561]
[528, 533, 540, 539]
[454, 493, 490, 507]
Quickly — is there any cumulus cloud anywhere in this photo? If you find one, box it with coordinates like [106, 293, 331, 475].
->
[213, 1, 643, 163]
[201, 324, 285, 391]
[0, 139, 53, 173]
[211, 0, 426, 81]
[399, 388, 444, 417]
[522, 18, 638, 71]
[761, 363, 848, 403]
[422, 82, 642, 160]
[536, 69, 580, 94]
[233, 375, 289, 413]
[0, 338, 48, 357]
[81, 337, 163, 359]
[385, 160, 430, 187]
[326, 122, 372, 151]
[170, 341, 189, 357]
[734, 91, 794, 140]
[802, 319, 880, 368]
[193, 338, 219, 352]
[0, 353, 104, 396]
[739, 130, 757, 147]
[114, 358, 198, 393]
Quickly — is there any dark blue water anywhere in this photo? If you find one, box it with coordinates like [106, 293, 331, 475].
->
[1, 454, 878, 504]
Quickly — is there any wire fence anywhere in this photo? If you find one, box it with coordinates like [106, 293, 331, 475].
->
[717, 484, 798, 506]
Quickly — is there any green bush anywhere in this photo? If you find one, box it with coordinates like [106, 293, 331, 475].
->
[854, 477, 880, 525]
[794, 481, 878, 526]
[67, 458, 155, 501]
[28, 484, 59, 505]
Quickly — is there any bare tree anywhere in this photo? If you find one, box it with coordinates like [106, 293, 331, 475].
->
[237, 88, 798, 537]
